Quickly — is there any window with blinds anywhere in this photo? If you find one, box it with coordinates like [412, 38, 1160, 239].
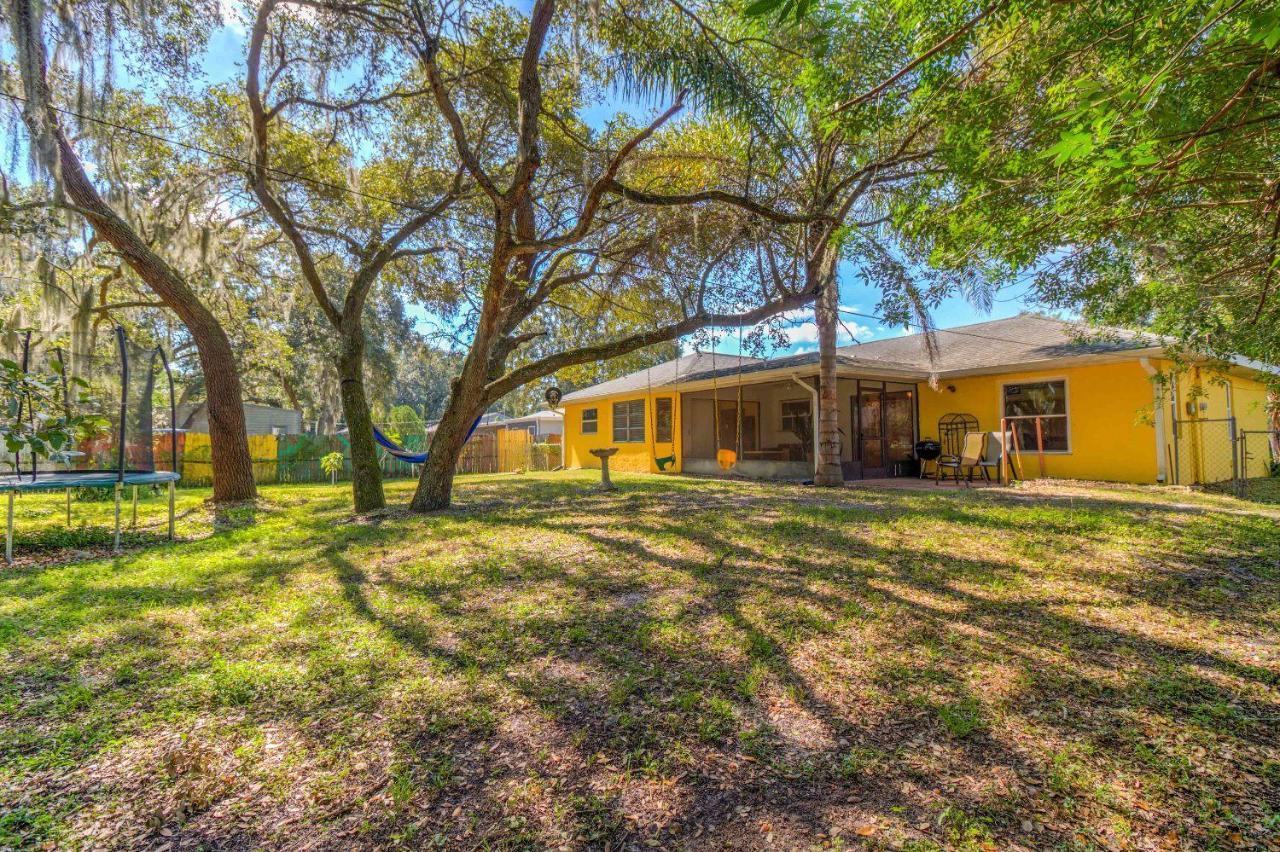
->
[612, 399, 645, 442]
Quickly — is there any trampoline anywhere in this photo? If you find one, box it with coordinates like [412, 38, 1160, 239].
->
[2, 326, 181, 562]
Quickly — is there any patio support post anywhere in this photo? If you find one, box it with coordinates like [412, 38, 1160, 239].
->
[1000, 418, 1008, 484]
[1035, 417, 1047, 478]
[789, 374, 820, 478]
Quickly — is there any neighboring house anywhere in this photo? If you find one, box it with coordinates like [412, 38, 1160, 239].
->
[500, 410, 564, 442]
[561, 313, 1277, 486]
[426, 411, 509, 437]
[178, 402, 304, 436]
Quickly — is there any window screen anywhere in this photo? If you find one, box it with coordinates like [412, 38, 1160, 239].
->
[581, 408, 598, 434]
[780, 399, 810, 435]
[654, 398, 673, 443]
[1003, 381, 1068, 452]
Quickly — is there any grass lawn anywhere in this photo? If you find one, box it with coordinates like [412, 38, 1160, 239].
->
[2, 472, 1278, 850]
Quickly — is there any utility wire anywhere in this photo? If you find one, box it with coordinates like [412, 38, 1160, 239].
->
[2, 88, 810, 295]
[1, 91, 1104, 356]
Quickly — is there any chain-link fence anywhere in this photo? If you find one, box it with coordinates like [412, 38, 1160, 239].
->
[1170, 418, 1280, 502]
[179, 428, 563, 487]
[1238, 430, 1280, 502]
[1170, 418, 1239, 487]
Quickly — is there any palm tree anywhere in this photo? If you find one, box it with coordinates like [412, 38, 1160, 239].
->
[605, 1, 948, 483]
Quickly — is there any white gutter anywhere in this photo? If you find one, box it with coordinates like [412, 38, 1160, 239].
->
[1140, 357, 1167, 483]
[790, 373, 820, 477]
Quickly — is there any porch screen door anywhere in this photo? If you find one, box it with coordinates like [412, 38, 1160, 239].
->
[855, 381, 917, 478]
[716, 400, 759, 454]
[858, 383, 886, 477]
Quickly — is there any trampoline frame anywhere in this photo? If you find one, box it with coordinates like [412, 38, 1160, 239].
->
[3, 327, 181, 563]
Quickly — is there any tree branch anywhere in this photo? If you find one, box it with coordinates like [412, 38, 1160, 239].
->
[407, 1, 503, 203]
[605, 179, 824, 225]
[829, 1, 1005, 114]
[484, 281, 821, 401]
[246, 0, 342, 327]
[510, 92, 691, 255]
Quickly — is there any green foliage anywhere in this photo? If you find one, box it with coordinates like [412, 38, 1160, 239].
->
[383, 405, 427, 444]
[896, 0, 1280, 365]
[0, 357, 107, 467]
[319, 452, 345, 477]
[742, 0, 1280, 365]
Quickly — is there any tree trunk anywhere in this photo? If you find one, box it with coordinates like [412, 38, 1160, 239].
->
[813, 259, 843, 487]
[409, 392, 480, 511]
[278, 369, 302, 412]
[196, 323, 258, 502]
[8, 0, 256, 502]
[337, 326, 385, 513]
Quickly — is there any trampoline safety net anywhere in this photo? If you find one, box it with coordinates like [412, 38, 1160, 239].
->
[2, 326, 178, 480]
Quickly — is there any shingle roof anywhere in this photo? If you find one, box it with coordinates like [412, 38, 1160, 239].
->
[835, 313, 1158, 373]
[560, 352, 762, 402]
[560, 314, 1178, 402]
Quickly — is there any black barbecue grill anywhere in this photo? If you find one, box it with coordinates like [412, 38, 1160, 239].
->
[915, 439, 942, 461]
[914, 439, 942, 479]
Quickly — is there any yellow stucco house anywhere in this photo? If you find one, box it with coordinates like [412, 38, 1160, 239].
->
[561, 314, 1277, 486]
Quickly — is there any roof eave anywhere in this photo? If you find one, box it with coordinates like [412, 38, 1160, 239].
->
[565, 362, 930, 401]
[930, 347, 1167, 379]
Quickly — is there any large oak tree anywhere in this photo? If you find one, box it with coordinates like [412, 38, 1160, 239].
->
[363, 0, 833, 510]
[244, 0, 464, 512]
[4, 0, 257, 501]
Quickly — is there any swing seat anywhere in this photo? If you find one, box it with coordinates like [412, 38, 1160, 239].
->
[654, 454, 676, 471]
[717, 449, 737, 470]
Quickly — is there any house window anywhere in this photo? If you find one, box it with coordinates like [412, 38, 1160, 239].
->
[655, 398, 673, 443]
[613, 399, 646, 442]
[581, 408, 598, 434]
[780, 399, 810, 436]
[1003, 380, 1069, 452]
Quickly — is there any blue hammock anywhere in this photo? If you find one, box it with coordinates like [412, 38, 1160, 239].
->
[372, 416, 483, 464]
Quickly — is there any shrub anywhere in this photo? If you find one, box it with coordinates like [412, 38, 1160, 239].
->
[320, 452, 345, 482]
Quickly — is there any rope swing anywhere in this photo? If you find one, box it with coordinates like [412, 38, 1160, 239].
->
[646, 361, 675, 471]
[713, 326, 747, 472]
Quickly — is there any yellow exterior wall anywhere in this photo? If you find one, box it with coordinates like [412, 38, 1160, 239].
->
[918, 360, 1161, 483]
[1232, 375, 1277, 479]
[1171, 366, 1275, 483]
[563, 391, 682, 474]
[1227, 373, 1273, 432]
[565, 359, 1273, 485]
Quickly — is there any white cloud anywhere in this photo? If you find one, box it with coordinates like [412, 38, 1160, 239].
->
[787, 321, 820, 344]
[777, 308, 813, 323]
[218, 0, 249, 35]
[781, 319, 874, 347]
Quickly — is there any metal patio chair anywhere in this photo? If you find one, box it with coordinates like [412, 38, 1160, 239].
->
[935, 430, 988, 486]
[933, 413, 978, 481]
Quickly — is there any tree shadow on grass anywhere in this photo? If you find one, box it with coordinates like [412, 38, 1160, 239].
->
[314, 477, 1280, 848]
[6, 475, 1277, 849]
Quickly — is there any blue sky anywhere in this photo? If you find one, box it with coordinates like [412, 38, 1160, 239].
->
[145, 11, 1040, 358]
